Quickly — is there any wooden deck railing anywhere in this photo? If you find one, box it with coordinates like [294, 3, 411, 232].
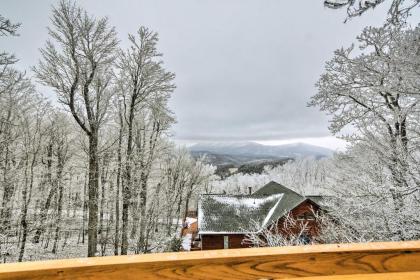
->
[0, 240, 419, 279]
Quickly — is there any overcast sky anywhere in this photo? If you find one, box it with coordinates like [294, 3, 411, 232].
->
[2, 0, 408, 150]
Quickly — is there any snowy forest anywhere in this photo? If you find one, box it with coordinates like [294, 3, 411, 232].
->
[1, 0, 420, 262]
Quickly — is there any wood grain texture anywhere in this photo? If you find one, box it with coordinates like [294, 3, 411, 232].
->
[0, 241, 419, 280]
[282, 271, 420, 280]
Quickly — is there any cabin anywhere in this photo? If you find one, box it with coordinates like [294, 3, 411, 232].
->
[197, 181, 323, 250]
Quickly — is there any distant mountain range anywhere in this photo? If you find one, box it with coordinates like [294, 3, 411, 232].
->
[188, 142, 333, 167]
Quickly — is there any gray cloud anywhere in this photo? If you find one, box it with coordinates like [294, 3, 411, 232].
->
[3, 0, 410, 146]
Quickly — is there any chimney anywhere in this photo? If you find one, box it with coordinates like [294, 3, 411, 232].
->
[248, 187, 252, 195]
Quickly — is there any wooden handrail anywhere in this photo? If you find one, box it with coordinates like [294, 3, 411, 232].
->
[0, 240, 419, 279]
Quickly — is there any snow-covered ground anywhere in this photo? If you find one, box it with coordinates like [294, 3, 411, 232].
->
[181, 217, 197, 251]
[181, 234, 192, 251]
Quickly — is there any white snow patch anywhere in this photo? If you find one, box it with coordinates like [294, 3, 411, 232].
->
[185, 217, 197, 228]
[260, 195, 283, 229]
[212, 194, 283, 208]
[182, 233, 192, 251]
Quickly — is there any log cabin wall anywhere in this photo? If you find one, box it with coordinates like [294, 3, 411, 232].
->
[277, 199, 321, 238]
[201, 234, 251, 250]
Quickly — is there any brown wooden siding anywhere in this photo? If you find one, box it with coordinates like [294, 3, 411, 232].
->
[276, 199, 321, 238]
[201, 234, 251, 250]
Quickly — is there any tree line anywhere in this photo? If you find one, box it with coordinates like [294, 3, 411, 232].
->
[0, 0, 214, 262]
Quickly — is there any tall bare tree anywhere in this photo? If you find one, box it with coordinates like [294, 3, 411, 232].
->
[0, 71, 33, 232]
[34, 0, 118, 257]
[116, 26, 175, 254]
[18, 96, 49, 261]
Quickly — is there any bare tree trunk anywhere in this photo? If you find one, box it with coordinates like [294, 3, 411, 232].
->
[0, 117, 14, 232]
[137, 172, 147, 252]
[87, 133, 99, 257]
[18, 154, 36, 262]
[130, 185, 139, 239]
[114, 130, 123, 255]
[52, 158, 64, 254]
[82, 172, 88, 244]
[114, 179, 120, 255]
[121, 177, 130, 255]
[99, 153, 110, 255]
[33, 143, 54, 243]
[33, 188, 55, 243]
[99, 158, 107, 237]
[0, 164, 14, 232]
[102, 199, 113, 256]
[114, 103, 124, 255]
[121, 106, 134, 255]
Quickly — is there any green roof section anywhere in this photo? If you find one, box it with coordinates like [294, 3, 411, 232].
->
[253, 181, 300, 196]
[252, 181, 306, 227]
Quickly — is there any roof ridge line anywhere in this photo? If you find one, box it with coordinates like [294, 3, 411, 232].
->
[259, 193, 284, 230]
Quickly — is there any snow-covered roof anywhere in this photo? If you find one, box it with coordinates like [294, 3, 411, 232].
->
[198, 193, 283, 234]
[198, 181, 314, 234]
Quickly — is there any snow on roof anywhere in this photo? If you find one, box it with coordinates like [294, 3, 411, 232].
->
[261, 195, 283, 229]
[211, 194, 283, 208]
[198, 193, 283, 234]
[198, 181, 321, 235]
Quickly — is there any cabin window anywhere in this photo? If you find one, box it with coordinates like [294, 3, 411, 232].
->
[297, 213, 315, 221]
[306, 214, 315, 220]
[223, 236, 229, 249]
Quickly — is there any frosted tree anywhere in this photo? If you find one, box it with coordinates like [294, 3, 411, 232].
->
[209, 157, 327, 196]
[324, 0, 420, 23]
[115, 26, 175, 254]
[159, 148, 209, 237]
[180, 156, 216, 230]
[34, 0, 118, 257]
[0, 15, 23, 99]
[0, 0, 227, 262]
[318, 147, 420, 242]
[17, 94, 50, 261]
[130, 107, 174, 252]
[310, 24, 420, 241]
[311, 25, 420, 192]
[32, 113, 72, 244]
[112, 99, 124, 255]
[0, 71, 34, 232]
[0, 14, 20, 69]
[0, 15, 19, 36]
[243, 214, 311, 247]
